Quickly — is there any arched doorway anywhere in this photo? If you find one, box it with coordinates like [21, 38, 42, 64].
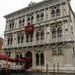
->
[26, 51, 32, 69]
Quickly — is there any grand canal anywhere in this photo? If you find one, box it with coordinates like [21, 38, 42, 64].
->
[8, 72, 47, 75]
[7, 72, 75, 75]
[0, 70, 75, 75]
[11, 72, 45, 75]
[0, 70, 47, 75]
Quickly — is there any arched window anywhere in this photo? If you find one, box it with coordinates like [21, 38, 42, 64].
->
[16, 54, 19, 59]
[10, 37, 13, 44]
[17, 35, 20, 44]
[23, 19, 25, 22]
[20, 54, 22, 59]
[19, 20, 21, 24]
[37, 14, 39, 18]
[21, 34, 24, 43]
[7, 35, 13, 45]
[27, 17, 30, 21]
[31, 16, 34, 20]
[51, 10, 55, 17]
[26, 51, 32, 57]
[36, 53, 39, 66]
[40, 53, 44, 65]
[7, 38, 10, 45]
[52, 29, 56, 39]
[41, 13, 44, 20]
[56, 9, 60, 16]
[41, 13, 44, 17]
[20, 54, 23, 65]
[12, 22, 14, 26]
[36, 14, 40, 21]
[26, 34, 29, 43]
[28, 22, 30, 25]
[16, 54, 19, 65]
[26, 51, 32, 67]
[12, 24, 14, 29]
[57, 27, 62, 38]
[41, 31, 44, 40]
[30, 33, 33, 42]
[9, 24, 11, 29]
[36, 32, 40, 41]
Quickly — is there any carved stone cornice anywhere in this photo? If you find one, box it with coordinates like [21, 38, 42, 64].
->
[4, 0, 68, 19]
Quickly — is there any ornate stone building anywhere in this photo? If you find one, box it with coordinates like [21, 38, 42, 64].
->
[4, 0, 75, 72]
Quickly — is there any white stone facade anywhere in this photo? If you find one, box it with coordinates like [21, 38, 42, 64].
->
[4, 0, 75, 72]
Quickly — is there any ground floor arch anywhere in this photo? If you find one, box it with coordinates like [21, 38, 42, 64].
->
[25, 51, 32, 69]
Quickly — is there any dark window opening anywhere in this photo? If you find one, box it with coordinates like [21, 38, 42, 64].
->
[19, 20, 21, 24]
[9, 24, 11, 29]
[36, 54, 39, 66]
[40, 53, 44, 65]
[21, 35, 24, 43]
[31, 16, 34, 20]
[30, 34, 33, 42]
[23, 19, 25, 22]
[56, 9, 60, 16]
[37, 14, 39, 18]
[28, 23, 30, 25]
[26, 52, 32, 67]
[7, 38, 10, 45]
[36, 33, 39, 41]
[41, 31, 44, 40]
[51, 10, 55, 17]
[27, 17, 30, 21]
[41, 13, 44, 17]
[16, 54, 19, 65]
[57, 28, 62, 38]
[18, 36, 20, 44]
[26, 34, 29, 43]
[20, 54, 23, 65]
[10, 37, 13, 44]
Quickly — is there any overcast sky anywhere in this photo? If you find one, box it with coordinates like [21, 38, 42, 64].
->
[0, 0, 75, 38]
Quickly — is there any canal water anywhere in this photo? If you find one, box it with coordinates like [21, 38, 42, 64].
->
[10, 72, 75, 75]
[11, 72, 46, 75]
[1, 71, 74, 75]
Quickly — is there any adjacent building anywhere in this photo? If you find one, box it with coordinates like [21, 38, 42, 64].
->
[4, 0, 75, 72]
[0, 37, 3, 50]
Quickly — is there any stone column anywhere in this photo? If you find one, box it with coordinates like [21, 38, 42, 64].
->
[13, 32, 17, 48]
[24, 15, 27, 26]
[44, 9, 47, 21]
[32, 50, 36, 70]
[44, 50, 47, 67]
[16, 18, 19, 28]
[33, 12, 36, 24]
[60, 4, 63, 17]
